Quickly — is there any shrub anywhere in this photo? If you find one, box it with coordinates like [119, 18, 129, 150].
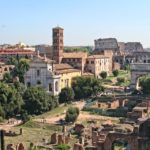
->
[100, 71, 107, 79]
[113, 70, 119, 77]
[56, 144, 70, 150]
[59, 87, 75, 104]
[117, 77, 125, 83]
[65, 107, 80, 123]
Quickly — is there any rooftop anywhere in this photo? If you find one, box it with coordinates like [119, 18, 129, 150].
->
[63, 52, 88, 59]
[54, 63, 73, 70]
[88, 55, 109, 59]
[0, 49, 34, 55]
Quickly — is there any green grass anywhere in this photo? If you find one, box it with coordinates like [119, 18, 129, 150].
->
[34, 104, 72, 119]
[5, 120, 63, 149]
[5, 104, 76, 149]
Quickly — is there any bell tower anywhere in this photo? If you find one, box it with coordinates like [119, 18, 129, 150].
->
[52, 27, 64, 63]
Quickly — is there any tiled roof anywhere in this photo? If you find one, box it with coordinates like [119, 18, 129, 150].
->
[54, 63, 74, 70]
[55, 69, 81, 74]
[54, 63, 81, 74]
[0, 49, 34, 55]
[63, 52, 88, 59]
[82, 72, 94, 76]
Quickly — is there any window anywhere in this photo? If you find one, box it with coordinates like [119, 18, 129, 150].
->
[27, 82, 31, 87]
[4, 67, 7, 71]
[86, 61, 89, 64]
[65, 79, 69, 87]
[49, 83, 52, 91]
[55, 81, 58, 92]
[37, 81, 41, 84]
[37, 70, 40, 76]
[91, 61, 94, 64]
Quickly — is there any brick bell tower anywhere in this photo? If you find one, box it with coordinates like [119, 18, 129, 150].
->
[52, 26, 64, 63]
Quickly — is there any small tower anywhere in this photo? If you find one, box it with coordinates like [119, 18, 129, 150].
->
[52, 26, 64, 63]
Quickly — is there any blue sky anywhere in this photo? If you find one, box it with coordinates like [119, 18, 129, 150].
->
[0, 0, 150, 47]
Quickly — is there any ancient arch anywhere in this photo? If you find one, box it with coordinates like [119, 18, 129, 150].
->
[130, 63, 150, 89]
[103, 132, 138, 150]
[111, 139, 130, 150]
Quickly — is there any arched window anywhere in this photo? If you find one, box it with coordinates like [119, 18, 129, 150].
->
[27, 82, 31, 87]
[37, 80, 41, 85]
[4, 67, 7, 71]
[49, 83, 52, 91]
[55, 81, 58, 92]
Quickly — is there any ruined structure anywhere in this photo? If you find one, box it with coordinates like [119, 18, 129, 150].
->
[94, 38, 119, 52]
[130, 63, 150, 89]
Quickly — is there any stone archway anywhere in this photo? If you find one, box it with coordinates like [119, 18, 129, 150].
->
[112, 139, 130, 150]
[102, 132, 138, 150]
[130, 63, 150, 89]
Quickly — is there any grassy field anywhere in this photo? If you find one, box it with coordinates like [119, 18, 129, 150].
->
[5, 121, 62, 148]
[107, 70, 130, 81]
[5, 104, 78, 149]
[35, 104, 72, 119]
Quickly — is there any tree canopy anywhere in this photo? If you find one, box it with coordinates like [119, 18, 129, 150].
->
[113, 70, 119, 77]
[139, 76, 150, 94]
[0, 82, 24, 118]
[23, 87, 58, 115]
[7, 56, 30, 83]
[100, 71, 107, 79]
[59, 87, 75, 104]
[65, 107, 79, 123]
[72, 76, 104, 99]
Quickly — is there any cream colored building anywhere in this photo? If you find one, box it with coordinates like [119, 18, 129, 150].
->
[54, 63, 81, 89]
[24, 56, 61, 96]
[85, 55, 110, 78]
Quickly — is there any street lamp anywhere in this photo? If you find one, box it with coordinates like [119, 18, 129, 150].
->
[0, 130, 4, 150]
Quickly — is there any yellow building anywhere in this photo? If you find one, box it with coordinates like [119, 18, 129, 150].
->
[54, 63, 81, 89]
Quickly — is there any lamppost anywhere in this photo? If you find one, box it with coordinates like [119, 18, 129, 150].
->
[0, 130, 4, 150]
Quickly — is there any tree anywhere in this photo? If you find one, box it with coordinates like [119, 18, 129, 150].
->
[139, 76, 150, 94]
[100, 71, 107, 79]
[3, 72, 13, 83]
[72, 77, 104, 99]
[124, 64, 130, 73]
[59, 87, 75, 103]
[8, 57, 30, 83]
[0, 82, 24, 118]
[65, 107, 79, 123]
[9, 81, 26, 96]
[23, 87, 57, 115]
[113, 70, 119, 77]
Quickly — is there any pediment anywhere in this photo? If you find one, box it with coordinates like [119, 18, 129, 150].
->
[30, 57, 46, 64]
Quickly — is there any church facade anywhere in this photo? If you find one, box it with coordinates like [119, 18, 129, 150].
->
[24, 56, 61, 96]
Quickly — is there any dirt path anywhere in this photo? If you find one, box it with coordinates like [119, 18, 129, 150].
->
[0, 120, 22, 131]
[34, 101, 118, 124]
[34, 101, 86, 124]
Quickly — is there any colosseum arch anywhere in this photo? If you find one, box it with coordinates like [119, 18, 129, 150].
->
[130, 63, 150, 89]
